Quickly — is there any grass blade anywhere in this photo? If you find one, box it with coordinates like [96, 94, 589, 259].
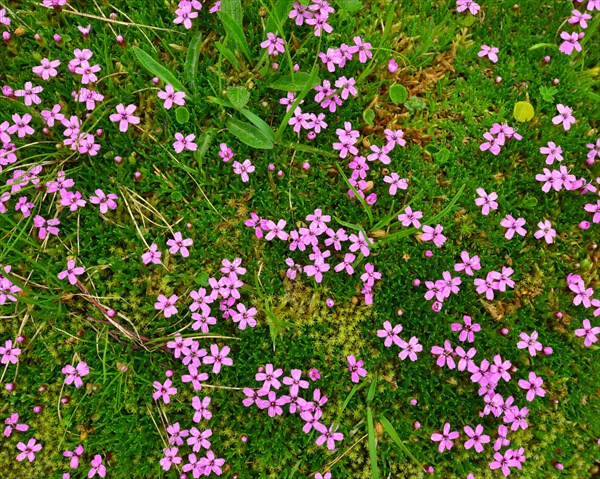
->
[132, 47, 187, 94]
[367, 407, 379, 479]
[380, 415, 424, 470]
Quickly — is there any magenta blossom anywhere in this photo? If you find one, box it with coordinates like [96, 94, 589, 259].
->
[517, 331, 543, 356]
[478, 45, 499, 62]
[203, 344, 233, 374]
[431, 422, 459, 452]
[315, 422, 344, 450]
[88, 454, 106, 478]
[464, 424, 490, 453]
[58, 260, 85, 285]
[500, 214, 527, 239]
[109, 104, 140, 132]
[552, 104, 576, 130]
[346, 355, 367, 383]
[377, 321, 403, 347]
[153, 379, 177, 404]
[518, 372, 545, 402]
[574, 319, 599, 346]
[559, 31, 584, 55]
[474, 188, 498, 215]
[397, 336, 422, 361]
[0, 339, 21, 365]
[421, 224, 446, 247]
[4, 413, 29, 437]
[173, 133, 198, 153]
[155, 294, 179, 318]
[142, 243, 162, 265]
[167, 231, 193, 257]
[63, 444, 84, 469]
[62, 361, 90, 388]
[451, 315, 481, 343]
[158, 84, 186, 109]
[16, 438, 42, 462]
[260, 32, 285, 55]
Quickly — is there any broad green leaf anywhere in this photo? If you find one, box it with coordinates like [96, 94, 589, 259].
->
[207, 96, 275, 141]
[269, 72, 321, 91]
[227, 118, 274, 149]
[367, 407, 379, 479]
[184, 32, 203, 94]
[389, 85, 408, 105]
[226, 86, 250, 110]
[513, 101, 535, 122]
[218, 11, 252, 61]
[220, 0, 242, 27]
[175, 106, 190, 124]
[363, 108, 375, 126]
[336, 0, 362, 12]
[528, 43, 558, 51]
[367, 373, 377, 403]
[215, 41, 240, 71]
[434, 147, 451, 163]
[132, 47, 187, 94]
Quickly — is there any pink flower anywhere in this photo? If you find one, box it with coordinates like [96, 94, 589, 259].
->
[464, 424, 490, 453]
[160, 447, 182, 471]
[377, 321, 402, 347]
[489, 449, 517, 476]
[157, 84, 186, 109]
[516, 331, 543, 356]
[75, 61, 101, 84]
[109, 104, 140, 132]
[569, 9, 592, 28]
[478, 45, 499, 63]
[261, 32, 285, 55]
[88, 454, 106, 478]
[383, 172, 408, 195]
[552, 104, 576, 130]
[62, 362, 90, 388]
[480, 132, 505, 155]
[454, 251, 481, 276]
[533, 220, 556, 244]
[559, 31, 584, 55]
[395, 336, 421, 361]
[500, 214, 527, 239]
[265, 219, 289, 241]
[315, 473, 331, 479]
[153, 379, 177, 404]
[63, 445, 84, 469]
[456, 0, 480, 14]
[315, 422, 344, 450]
[0, 339, 21, 365]
[539, 141, 563, 164]
[155, 294, 179, 317]
[187, 427, 212, 452]
[32, 58, 61, 80]
[89, 189, 118, 214]
[58, 260, 85, 285]
[167, 231, 193, 257]
[584, 199, 600, 223]
[203, 344, 233, 374]
[4, 413, 29, 437]
[8, 113, 35, 138]
[474, 188, 498, 215]
[451, 315, 481, 343]
[142, 243, 162, 265]
[421, 224, 446, 247]
[256, 390, 290, 417]
[574, 319, 599, 346]
[173, 5, 198, 29]
[398, 206, 423, 228]
[518, 372, 545, 402]
[173, 132, 197, 153]
[431, 422, 459, 452]
[14, 82, 43, 106]
[231, 303, 257, 330]
[233, 159, 255, 182]
[346, 355, 367, 383]
[349, 36, 372, 63]
[432, 340, 456, 369]
[16, 438, 42, 462]
[283, 369, 309, 397]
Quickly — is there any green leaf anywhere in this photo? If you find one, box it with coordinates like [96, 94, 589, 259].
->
[132, 47, 188, 95]
[215, 41, 240, 71]
[226, 86, 250, 110]
[196, 271, 210, 286]
[170, 191, 183, 201]
[207, 96, 274, 141]
[367, 407, 379, 479]
[218, 11, 252, 61]
[336, 0, 362, 12]
[194, 128, 215, 166]
[363, 108, 375, 126]
[380, 415, 423, 468]
[539, 85, 557, 103]
[227, 118, 274, 149]
[528, 43, 558, 51]
[389, 84, 408, 105]
[513, 101, 535, 122]
[184, 32, 203, 94]
[175, 106, 190, 124]
[220, 0, 243, 26]
[434, 147, 451, 163]
[269, 72, 321, 92]
[367, 373, 377, 403]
